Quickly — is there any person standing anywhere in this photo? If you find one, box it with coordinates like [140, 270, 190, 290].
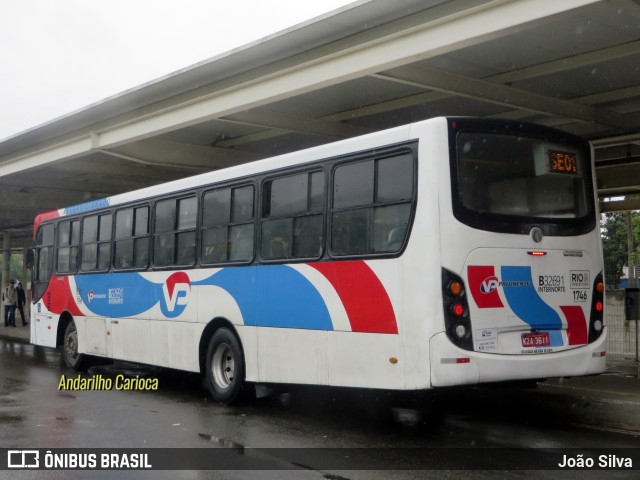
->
[3, 279, 17, 327]
[16, 281, 27, 326]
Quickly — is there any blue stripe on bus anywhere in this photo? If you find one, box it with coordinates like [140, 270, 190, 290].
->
[500, 266, 563, 347]
[194, 265, 333, 330]
[75, 273, 163, 318]
[63, 198, 110, 216]
[74, 265, 333, 330]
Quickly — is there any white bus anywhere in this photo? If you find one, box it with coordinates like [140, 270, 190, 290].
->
[31, 117, 606, 403]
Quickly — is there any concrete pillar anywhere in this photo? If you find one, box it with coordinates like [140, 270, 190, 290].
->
[22, 247, 30, 321]
[627, 211, 637, 288]
[1, 233, 9, 316]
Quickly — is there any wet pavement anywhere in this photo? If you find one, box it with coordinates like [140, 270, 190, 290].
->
[1, 325, 639, 479]
[3, 324, 639, 433]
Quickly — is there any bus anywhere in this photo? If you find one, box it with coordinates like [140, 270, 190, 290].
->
[30, 117, 606, 404]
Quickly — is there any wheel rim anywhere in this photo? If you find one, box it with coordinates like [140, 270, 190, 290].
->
[65, 328, 79, 362]
[211, 342, 235, 390]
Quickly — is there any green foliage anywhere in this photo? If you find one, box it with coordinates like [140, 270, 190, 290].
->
[0, 253, 26, 284]
[601, 211, 640, 288]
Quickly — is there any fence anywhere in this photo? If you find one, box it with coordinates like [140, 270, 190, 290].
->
[606, 289, 638, 358]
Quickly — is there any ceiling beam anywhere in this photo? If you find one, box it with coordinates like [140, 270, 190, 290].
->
[107, 138, 265, 171]
[325, 40, 640, 124]
[224, 39, 640, 149]
[595, 161, 640, 195]
[489, 40, 640, 84]
[218, 108, 374, 148]
[0, 173, 122, 196]
[374, 64, 627, 128]
[0, 189, 93, 210]
[52, 157, 198, 181]
[224, 108, 372, 138]
[600, 197, 640, 213]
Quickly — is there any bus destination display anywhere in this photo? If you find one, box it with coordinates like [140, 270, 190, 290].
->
[547, 150, 578, 175]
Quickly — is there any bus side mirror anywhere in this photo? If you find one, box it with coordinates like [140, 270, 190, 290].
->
[25, 249, 34, 269]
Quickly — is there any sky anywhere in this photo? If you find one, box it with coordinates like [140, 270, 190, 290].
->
[0, 0, 356, 141]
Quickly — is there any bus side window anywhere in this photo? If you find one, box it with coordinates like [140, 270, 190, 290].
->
[36, 223, 54, 282]
[261, 171, 324, 261]
[56, 219, 79, 274]
[201, 185, 255, 264]
[80, 213, 112, 271]
[153, 196, 197, 267]
[114, 206, 149, 270]
[331, 153, 413, 256]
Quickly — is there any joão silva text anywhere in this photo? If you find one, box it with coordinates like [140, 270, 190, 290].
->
[58, 374, 158, 391]
[558, 454, 633, 468]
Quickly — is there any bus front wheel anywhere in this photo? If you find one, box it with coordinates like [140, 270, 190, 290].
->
[62, 321, 85, 371]
[205, 328, 246, 404]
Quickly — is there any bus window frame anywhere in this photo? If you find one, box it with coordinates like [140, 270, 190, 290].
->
[33, 222, 56, 302]
[113, 203, 151, 272]
[327, 147, 418, 259]
[259, 168, 327, 263]
[200, 181, 256, 267]
[80, 212, 113, 273]
[151, 193, 199, 269]
[55, 217, 80, 275]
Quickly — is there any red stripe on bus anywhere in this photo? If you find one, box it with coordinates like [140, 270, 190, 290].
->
[44, 276, 84, 317]
[467, 265, 504, 308]
[560, 305, 588, 345]
[33, 210, 60, 238]
[309, 261, 398, 334]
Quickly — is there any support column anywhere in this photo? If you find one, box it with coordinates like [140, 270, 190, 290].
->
[627, 211, 637, 288]
[22, 247, 30, 322]
[1, 233, 10, 319]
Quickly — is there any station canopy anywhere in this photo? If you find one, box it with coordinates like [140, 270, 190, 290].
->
[1, 0, 639, 248]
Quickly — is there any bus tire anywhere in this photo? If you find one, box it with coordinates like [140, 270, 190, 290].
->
[205, 328, 245, 404]
[62, 321, 85, 371]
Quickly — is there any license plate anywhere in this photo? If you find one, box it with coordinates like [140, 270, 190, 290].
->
[521, 332, 550, 348]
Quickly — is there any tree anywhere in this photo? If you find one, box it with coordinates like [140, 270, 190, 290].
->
[0, 252, 26, 284]
[601, 211, 640, 288]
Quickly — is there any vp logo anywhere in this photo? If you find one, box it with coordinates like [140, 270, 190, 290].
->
[161, 272, 191, 318]
[480, 276, 499, 294]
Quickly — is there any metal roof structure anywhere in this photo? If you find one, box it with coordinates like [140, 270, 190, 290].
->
[1, 0, 640, 249]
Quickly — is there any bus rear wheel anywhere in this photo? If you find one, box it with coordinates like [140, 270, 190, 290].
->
[205, 328, 246, 404]
[62, 321, 85, 371]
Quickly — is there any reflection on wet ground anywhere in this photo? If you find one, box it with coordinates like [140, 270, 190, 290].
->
[1, 338, 639, 455]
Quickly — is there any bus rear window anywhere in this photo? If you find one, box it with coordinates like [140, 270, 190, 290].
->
[454, 132, 593, 230]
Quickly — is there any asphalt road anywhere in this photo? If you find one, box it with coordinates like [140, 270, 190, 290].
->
[0, 338, 638, 480]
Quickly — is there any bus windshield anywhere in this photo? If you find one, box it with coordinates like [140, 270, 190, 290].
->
[451, 125, 595, 235]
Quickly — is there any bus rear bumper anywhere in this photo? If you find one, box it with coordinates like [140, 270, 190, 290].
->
[429, 328, 608, 387]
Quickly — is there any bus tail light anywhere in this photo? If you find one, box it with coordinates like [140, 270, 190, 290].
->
[588, 272, 605, 343]
[453, 323, 467, 339]
[449, 281, 463, 296]
[442, 268, 473, 351]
